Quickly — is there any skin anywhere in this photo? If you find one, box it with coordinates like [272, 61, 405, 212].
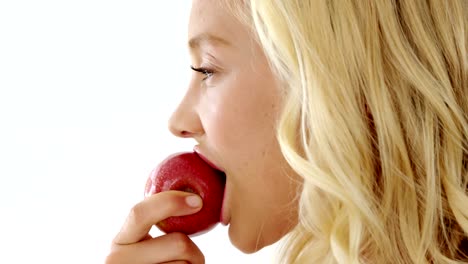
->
[180, 0, 300, 253]
[106, 1, 301, 263]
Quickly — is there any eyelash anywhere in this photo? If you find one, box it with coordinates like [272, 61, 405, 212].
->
[190, 66, 214, 81]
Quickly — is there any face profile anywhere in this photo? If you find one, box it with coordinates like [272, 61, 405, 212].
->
[169, 0, 301, 253]
[107, 1, 468, 263]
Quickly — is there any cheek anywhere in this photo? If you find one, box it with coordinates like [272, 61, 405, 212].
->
[200, 88, 254, 145]
[201, 101, 241, 149]
[199, 77, 282, 173]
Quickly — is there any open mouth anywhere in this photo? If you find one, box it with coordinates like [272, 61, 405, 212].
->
[192, 146, 228, 224]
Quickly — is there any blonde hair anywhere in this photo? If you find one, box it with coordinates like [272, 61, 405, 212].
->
[220, 0, 468, 263]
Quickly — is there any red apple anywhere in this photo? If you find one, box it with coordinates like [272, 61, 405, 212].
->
[144, 152, 226, 236]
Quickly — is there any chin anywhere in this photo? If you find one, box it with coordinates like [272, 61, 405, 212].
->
[228, 228, 279, 254]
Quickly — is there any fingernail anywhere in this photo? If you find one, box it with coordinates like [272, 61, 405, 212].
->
[186, 195, 202, 208]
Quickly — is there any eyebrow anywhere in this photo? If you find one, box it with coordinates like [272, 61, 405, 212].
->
[188, 33, 231, 50]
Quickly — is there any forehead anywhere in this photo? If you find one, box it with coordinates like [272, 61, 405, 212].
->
[188, 0, 247, 49]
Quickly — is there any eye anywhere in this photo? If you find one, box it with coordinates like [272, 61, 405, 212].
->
[190, 66, 214, 81]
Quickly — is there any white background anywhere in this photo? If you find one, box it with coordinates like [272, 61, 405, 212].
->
[0, 1, 279, 263]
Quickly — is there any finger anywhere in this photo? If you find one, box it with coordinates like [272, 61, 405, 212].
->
[113, 191, 203, 245]
[108, 232, 205, 264]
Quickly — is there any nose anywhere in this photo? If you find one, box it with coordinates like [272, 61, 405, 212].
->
[168, 91, 204, 139]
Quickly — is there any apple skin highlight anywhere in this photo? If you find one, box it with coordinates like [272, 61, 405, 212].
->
[144, 152, 226, 236]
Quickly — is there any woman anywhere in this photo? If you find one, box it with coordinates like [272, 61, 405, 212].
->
[106, 0, 467, 263]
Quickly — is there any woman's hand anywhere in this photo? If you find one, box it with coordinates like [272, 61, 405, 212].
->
[105, 191, 205, 264]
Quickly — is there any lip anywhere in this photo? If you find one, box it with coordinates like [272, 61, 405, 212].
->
[220, 185, 230, 226]
[193, 146, 224, 172]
